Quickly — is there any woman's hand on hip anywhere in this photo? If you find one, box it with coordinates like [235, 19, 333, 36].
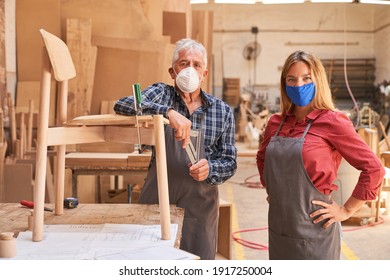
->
[310, 196, 366, 228]
[310, 200, 350, 229]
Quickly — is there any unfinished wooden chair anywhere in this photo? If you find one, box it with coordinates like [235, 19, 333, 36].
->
[33, 29, 171, 241]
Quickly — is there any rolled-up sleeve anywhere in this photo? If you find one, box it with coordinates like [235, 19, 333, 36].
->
[327, 112, 385, 200]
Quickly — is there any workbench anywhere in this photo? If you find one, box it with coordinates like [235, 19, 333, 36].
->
[64, 152, 233, 259]
[65, 151, 151, 201]
[0, 203, 184, 249]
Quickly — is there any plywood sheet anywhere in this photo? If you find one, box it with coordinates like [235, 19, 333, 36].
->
[66, 18, 97, 119]
[60, 0, 161, 40]
[91, 40, 174, 115]
[162, 0, 192, 39]
[16, 0, 61, 81]
[192, 10, 213, 94]
[163, 11, 187, 44]
[140, 0, 163, 39]
[3, 164, 33, 203]
[16, 81, 57, 126]
[162, 0, 191, 12]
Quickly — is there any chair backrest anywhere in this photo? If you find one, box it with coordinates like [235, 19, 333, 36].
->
[40, 29, 76, 82]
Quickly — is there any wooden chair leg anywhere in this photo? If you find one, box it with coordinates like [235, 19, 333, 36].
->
[33, 49, 51, 242]
[153, 115, 171, 240]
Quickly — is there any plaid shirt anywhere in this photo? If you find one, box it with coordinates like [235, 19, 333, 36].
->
[114, 82, 237, 185]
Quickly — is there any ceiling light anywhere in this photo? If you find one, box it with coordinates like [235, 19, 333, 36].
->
[215, 0, 256, 3]
[262, 0, 305, 4]
[359, 0, 390, 4]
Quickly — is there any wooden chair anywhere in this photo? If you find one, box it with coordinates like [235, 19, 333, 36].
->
[33, 29, 171, 241]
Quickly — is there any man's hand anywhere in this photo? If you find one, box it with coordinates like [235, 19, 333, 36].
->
[168, 109, 192, 148]
[189, 159, 209, 181]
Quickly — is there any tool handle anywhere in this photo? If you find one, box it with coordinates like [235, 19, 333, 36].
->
[20, 200, 34, 208]
[132, 83, 142, 116]
[20, 200, 53, 212]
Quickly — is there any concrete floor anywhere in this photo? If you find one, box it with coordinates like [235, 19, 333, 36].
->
[218, 143, 390, 260]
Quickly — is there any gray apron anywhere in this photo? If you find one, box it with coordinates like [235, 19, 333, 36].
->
[138, 125, 219, 260]
[264, 118, 341, 260]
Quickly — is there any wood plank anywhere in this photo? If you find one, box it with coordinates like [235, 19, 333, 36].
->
[3, 164, 33, 203]
[76, 142, 135, 153]
[0, 203, 184, 248]
[15, 0, 61, 81]
[66, 18, 97, 119]
[65, 152, 151, 169]
[91, 44, 174, 115]
[47, 126, 106, 146]
[140, 0, 163, 39]
[163, 11, 187, 44]
[218, 199, 232, 260]
[16, 81, 56, 126]
[105, 126, 155, 145]
[26, 100, 34, 151]
[192, 10, 213, 94]
[0, 0, 6, 101]
[7, 93, 16, 154]
[92, 36, 173, 53]
[60, 0, 161, 41]
[162, 0, 192, 39]
[46, 126, 155, 146]
[66, 114, 153, 126]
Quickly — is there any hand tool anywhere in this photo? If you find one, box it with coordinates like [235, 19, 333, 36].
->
[63, 197, 79, 209]
[185, 130, 201, 165]
[20, 200, 53, 212]
[132, 83, 143, 154]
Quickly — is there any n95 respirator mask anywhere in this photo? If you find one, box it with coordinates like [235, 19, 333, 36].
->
[175, 67, 200, 94]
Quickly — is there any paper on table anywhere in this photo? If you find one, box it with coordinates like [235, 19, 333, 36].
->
[9, 224, 195, 260]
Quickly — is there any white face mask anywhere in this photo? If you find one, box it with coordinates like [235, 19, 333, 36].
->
[175, 67, 200, 94]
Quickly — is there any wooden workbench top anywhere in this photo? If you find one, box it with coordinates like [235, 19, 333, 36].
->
[0, 203, 184, 248]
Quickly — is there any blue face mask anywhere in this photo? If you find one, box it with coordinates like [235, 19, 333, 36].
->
[286, 82, 315, 107]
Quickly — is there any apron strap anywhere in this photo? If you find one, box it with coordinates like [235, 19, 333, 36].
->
[301, 119, 313, 138]
[274, 117, 313, 138]
[274, 116, 287, 136]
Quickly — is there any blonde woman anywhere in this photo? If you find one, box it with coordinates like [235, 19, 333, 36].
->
[256, 50, 384, 260]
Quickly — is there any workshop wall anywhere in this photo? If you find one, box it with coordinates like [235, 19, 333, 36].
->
[192, 3, 390, 104]
[4, 1, 390, 108]
[374, 7, 390, 84]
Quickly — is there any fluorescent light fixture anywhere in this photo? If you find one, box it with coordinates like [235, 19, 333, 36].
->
[262, 0, 305, 4]
[215, 0, 256, 3]
[359, 0, 390, 4]
[190, 0, 208, 3]
[311, 0, 354, 2]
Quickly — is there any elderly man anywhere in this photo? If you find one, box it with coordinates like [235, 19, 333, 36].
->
[114, 38, 237, 260]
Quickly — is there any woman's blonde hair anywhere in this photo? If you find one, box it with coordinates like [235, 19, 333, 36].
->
[280, 50, 335, 115]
